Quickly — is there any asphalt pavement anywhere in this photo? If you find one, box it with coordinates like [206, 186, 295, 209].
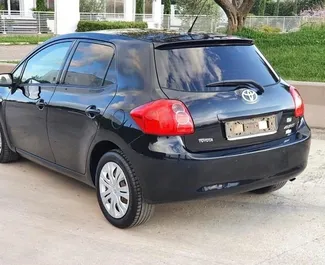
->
[0, 45, 36, 61]
[0, 138, 324, 265]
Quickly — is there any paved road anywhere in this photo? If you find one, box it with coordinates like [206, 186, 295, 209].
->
[0, 45, 36, 61]
[0, 139, 324, 265]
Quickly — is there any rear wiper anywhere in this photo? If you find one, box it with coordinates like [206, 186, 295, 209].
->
[205, 80, 265, 94]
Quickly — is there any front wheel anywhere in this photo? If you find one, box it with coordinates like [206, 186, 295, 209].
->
[95, 150, 154, 228]
[250, 181, 288, 194]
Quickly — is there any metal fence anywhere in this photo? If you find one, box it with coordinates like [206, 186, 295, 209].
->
[0, 11, 55, 34]
[160, 15, 227, 32]
[160, 15, 325, 33]
[1, 10, 325, 35]
[246, 16, 325, 32]
[80, 12, 124, 21]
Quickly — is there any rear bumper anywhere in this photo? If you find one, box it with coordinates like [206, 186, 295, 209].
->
[126, 122, 311, 204]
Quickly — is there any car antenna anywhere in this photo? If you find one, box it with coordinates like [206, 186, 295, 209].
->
[188, 0, 209, 34]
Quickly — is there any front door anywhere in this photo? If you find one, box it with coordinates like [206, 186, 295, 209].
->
[47, 40, 116, 173]
[5, 41, 73, 162]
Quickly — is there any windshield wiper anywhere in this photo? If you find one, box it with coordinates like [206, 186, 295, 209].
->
[205, 80, 265, 94]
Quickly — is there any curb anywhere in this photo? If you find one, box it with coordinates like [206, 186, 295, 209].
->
[0, 63, 18, 66]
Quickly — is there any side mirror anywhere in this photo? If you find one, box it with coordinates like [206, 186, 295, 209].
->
[0, 73, 13, 86]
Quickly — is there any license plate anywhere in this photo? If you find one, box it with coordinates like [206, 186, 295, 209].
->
[225, 115, 277, 141]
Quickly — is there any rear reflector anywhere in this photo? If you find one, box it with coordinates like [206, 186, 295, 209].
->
[289, 86, 304, 117]
[130, 99, 194, 136]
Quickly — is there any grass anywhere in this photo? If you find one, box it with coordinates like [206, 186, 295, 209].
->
[0, 60, 20, 64]
[237, 26, 325, 82]
[0, 34, 53, 44]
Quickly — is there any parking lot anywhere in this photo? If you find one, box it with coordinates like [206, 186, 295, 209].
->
[0, 135, 324, 265]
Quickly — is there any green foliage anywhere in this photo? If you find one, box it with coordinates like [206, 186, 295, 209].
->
[35, 0, 47, 11]
[136, 0, 144, 14]
[293, 0, 299, 14]
[0, 4, 5, 10]
[176, 0, 221, 16]
[76, 21, 148, 32]
[273, 0, 280, 16]
[259, 25, 281, 33]
[164, 0, 171, 14]
[80, 0, 105, 12]
[252, 0, 325, 16]
[237, 26, 325, 82]
[258, 0, 267, 15]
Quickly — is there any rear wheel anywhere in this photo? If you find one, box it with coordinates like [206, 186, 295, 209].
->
[0, 124, 19, 163]
[250, 181, 287, 194]
[95, 150, 154, 228]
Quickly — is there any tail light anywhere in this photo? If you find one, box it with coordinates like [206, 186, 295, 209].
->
[289, 86, 304, 117]
[130, 99, 194, 136]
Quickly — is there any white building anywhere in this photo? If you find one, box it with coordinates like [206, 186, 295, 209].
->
[0, 0, 162, 34]
[0, 0, 158, 17]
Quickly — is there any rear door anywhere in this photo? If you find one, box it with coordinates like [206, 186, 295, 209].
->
[155, 44, 297, 152]
[47, 40, 116, 174]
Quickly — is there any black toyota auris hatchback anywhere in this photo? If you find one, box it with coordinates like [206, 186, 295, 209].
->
[0, 30, 311, 228]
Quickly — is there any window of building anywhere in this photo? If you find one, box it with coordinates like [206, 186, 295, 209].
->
[144, 0, 152, 14]
[105, 0, 124, 13]
[0, 0, 20, 10]
[64, 42, 114, 87]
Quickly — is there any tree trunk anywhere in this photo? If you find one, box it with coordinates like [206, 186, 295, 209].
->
[226, 12, 245, 34]
[274, 0, 280, 16]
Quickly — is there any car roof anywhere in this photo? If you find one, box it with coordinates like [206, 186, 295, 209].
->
[49, 29, 253, 47]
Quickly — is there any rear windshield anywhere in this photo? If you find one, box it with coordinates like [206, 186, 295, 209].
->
[155, 45, 278, 92]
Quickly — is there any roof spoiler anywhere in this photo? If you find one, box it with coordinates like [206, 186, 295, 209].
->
[154, 38, 254, 50]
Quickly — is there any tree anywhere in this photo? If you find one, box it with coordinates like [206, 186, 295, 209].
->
[258, 0, 266, 15]
[36, 0, 47, 11]
[213, 0, 255, 33]
[136, 0, 144, 14]
[164, 0, 172, 14]
[274, 0, 280, 16]
[176, 0, 221, 16]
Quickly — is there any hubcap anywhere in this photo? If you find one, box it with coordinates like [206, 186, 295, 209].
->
[99, 162, 130, 219]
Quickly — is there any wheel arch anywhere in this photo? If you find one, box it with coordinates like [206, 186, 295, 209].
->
[88, 140, 122, 186]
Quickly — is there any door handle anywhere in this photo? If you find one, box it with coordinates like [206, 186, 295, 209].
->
[85, 105, 101, 119]
[36, 99, 45, 110]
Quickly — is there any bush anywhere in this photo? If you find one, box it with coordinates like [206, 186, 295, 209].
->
[259, 25, 281, 33]
[76, 21, 148, 32]
[35, 0, 47, 11]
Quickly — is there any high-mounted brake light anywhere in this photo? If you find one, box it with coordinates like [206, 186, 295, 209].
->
[289, 86, 304, 117]
[130, 99, 194, 136]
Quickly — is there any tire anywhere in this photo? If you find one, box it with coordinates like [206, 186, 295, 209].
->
[95, 149, 154, 228]
[250, 181, 288, 194]
[0, 123, 19, 163]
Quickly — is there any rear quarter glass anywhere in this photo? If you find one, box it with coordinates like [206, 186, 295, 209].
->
[155, 45, 279, 92]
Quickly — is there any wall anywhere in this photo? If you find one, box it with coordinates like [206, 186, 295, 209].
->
[55, 0, 80, 34]
[290, 81, 325, 128]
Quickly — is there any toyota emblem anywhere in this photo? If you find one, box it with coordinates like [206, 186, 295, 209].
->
[241, 89, 258, 103]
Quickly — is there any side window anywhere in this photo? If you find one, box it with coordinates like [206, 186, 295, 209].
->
[21, 42, 72, 85]
[12, 64, 24, 84]
[103, 55, 116, 86]
[64, 42, 114, 87]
